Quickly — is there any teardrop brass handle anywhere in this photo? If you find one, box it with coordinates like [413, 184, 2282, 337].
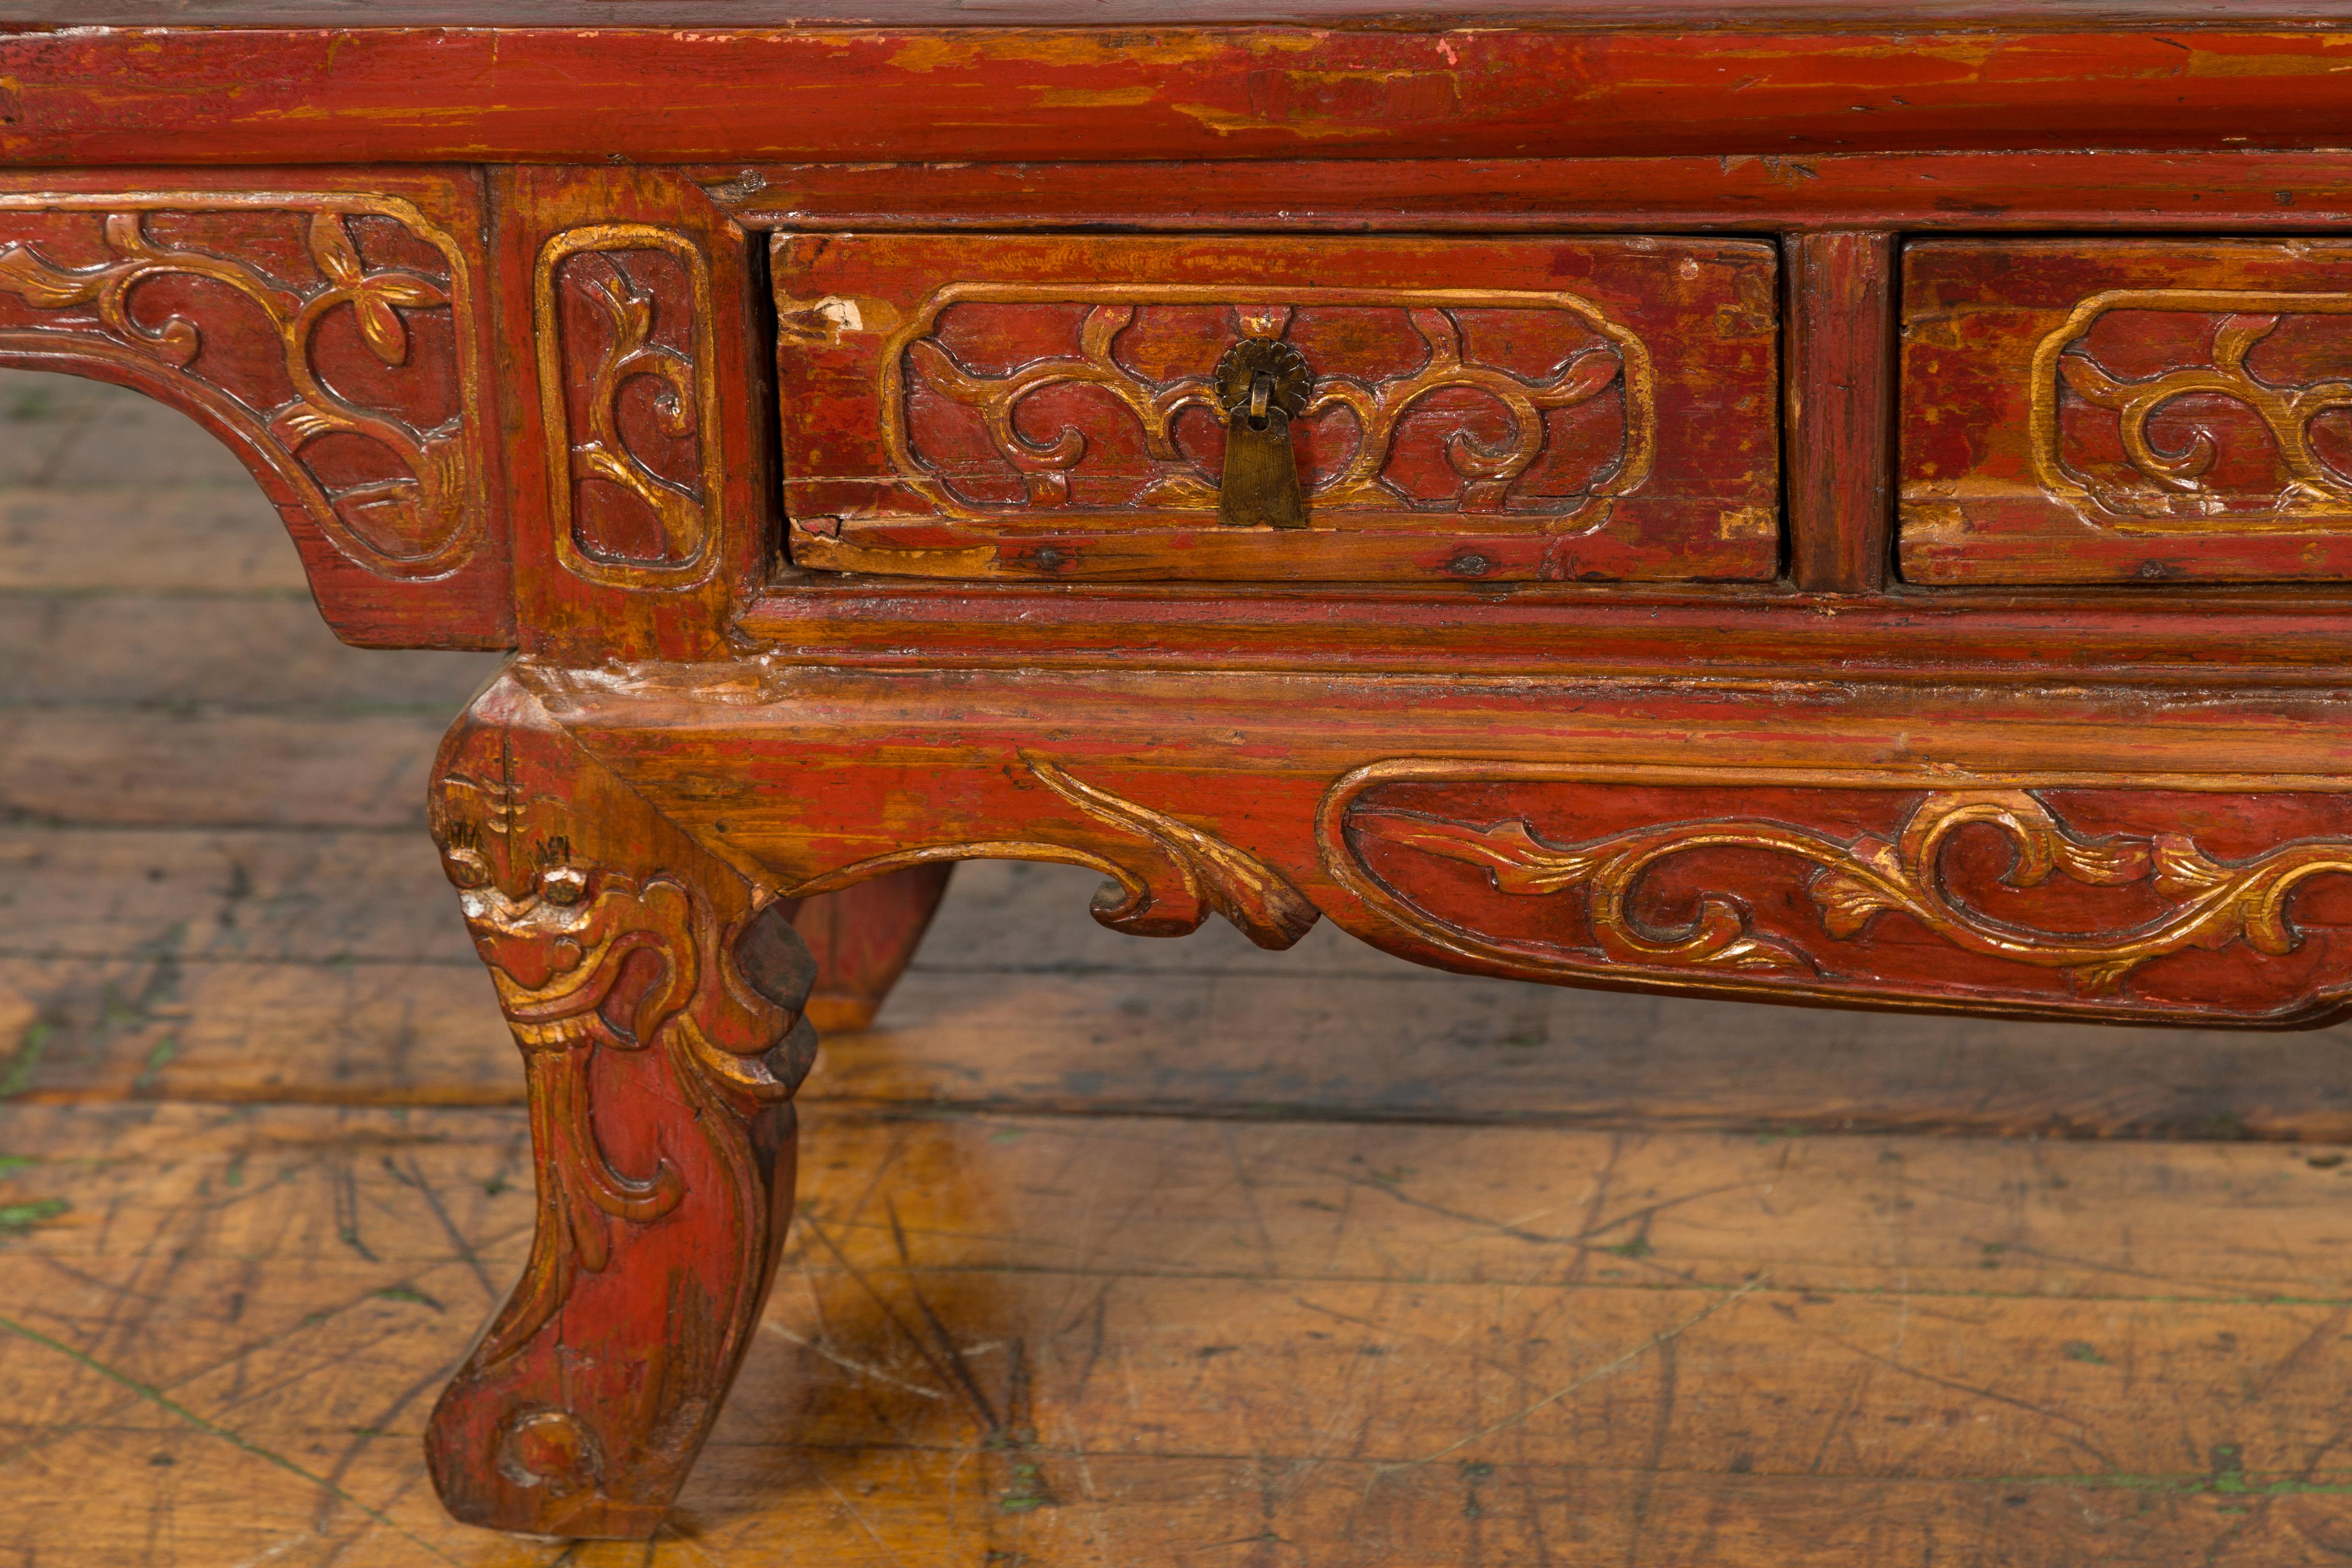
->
[1213, 338, 1313, 530]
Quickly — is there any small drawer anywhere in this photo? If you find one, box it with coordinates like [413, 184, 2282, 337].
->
[1903, 239, 2352, 585]
[772, 234, 1779, 583]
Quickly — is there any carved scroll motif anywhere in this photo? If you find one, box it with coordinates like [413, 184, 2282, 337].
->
[1322, 763, 2352, 1021]
[886, 285, 1652, 527]
[435, 807, 814, 1369]
[2033, 290, 2352, 530]
[534, 225, 723, 588]
[425, 695, 819, 1537]
[1355, 789, 2352, 995]
[787, 755, 1319, 950]
[0, 193, 485, 576]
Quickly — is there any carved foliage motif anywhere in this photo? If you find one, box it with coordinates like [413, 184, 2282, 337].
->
[426, 712, 818, 1534]
[787, 754, 1320, 951]
[1326, 765, 2352, 1021]
[2034, 290, 2352, 529]
[0, 194, 484, 576]
[889, 286, 1651, 527]
[435, 806, 812, 1367]
[534, 225, 723, 587]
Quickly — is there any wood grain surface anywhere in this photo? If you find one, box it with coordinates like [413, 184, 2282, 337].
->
[13, 370, 2352, 1561]
[22, 28, 2352, 167]
[14, 1, 2352, 26]
[774, 233, 1779, 584]
[1903, 239, 2352, 585]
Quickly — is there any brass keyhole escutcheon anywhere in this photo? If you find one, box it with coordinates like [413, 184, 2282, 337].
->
[1213, 338, 1314, 530]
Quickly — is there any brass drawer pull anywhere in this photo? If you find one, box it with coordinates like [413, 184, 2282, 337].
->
[1213, 338, 1313, 529]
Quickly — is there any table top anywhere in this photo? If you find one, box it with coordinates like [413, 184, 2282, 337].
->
[6, 0, 2351, 26]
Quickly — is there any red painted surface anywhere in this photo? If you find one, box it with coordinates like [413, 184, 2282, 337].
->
[0, 166, 513, 646]
[714, 151, 2352, 234]
[1903, 239, 2352, 585]
[776, 232, 1778, 583]
[16, 29, 2352, 166]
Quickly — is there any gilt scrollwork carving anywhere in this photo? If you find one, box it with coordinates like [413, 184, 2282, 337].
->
[2032, 289, 2352, 530]
[0, 192, 485, 576]
[533, 224, 723, 588]
[1355, 788, 2352, 995]
[786, 754, 1320, 950]
[1323, 762, 2352, 1020]
[887, 285, 1652, 527]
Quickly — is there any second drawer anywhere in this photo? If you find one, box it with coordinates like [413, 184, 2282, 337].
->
[1904, 238, 2352, 585]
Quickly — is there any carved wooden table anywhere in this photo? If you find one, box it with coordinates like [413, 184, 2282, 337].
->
[11, 0, 2352, 1538]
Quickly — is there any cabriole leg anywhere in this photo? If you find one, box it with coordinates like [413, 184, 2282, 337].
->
[422, 679, 818, 1539]
[793, 864, 955, 1032]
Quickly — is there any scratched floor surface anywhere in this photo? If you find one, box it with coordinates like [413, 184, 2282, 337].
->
[6, 370, 2352, 1565]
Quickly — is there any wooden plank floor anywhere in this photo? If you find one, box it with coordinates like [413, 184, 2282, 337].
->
[7, 368, 2352, 1565]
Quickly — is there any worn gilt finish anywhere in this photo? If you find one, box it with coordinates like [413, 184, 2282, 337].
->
[2031, 291, 2352, 529]
[775, 231, 1776, 581]
[0, 184, 511, 642]
[785, 753, 1320, 951]
[885, 286, 1651, 522]
[423, 687, 815, 1538]
[23, 0, 2352, 1544]
[533, 223, 724, 589]
[1905, 238, 2352, 582]
[1329, 767, 2352, 1017]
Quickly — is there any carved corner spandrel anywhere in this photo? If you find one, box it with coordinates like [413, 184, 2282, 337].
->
[423, 677, 814, 1541]
[782, 753, 1320, 952]
[0, 186, 511, 646]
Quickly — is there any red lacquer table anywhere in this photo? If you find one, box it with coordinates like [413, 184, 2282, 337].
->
[11, 0, 2352, 1536]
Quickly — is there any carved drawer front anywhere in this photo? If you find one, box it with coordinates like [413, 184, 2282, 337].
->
[772, 234, 1779, 583]
[1903, 239, 2352, 584]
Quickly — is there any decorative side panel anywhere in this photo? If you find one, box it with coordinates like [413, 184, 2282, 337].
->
[775, 233, 1779, 583]
[1902, 239, 2352, 584]
[534, 225, 723, 590]
[0, 186, 510, 645]
[1323, 763, 2352, 1026]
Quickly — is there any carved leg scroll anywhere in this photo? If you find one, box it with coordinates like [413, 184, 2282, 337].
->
[792, 864, 955, 1032]
[423, 677, 818, 1539]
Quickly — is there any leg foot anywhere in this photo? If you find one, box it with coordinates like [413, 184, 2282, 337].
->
[422, 680, 818, 1539]
[793, 864, 954, 1032]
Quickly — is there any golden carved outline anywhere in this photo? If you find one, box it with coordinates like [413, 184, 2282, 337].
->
[439, 823, 805, 1368]
[0, 190, 487, 577]
[1319, 759, 2352, 1019]
[786, 754, 1318, 951]
[880, 283, 1654, 531]
[533, 224, 724, 590]
[2030, 288, 2352, 533]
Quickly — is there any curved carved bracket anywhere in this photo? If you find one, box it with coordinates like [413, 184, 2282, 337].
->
[1323, 759, 2352, 1026]
[785, 753, 1319, 951]
[0, 191, 495, 569]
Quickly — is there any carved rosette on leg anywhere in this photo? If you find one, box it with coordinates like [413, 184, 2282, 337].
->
[424, 678, 817, 1539]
